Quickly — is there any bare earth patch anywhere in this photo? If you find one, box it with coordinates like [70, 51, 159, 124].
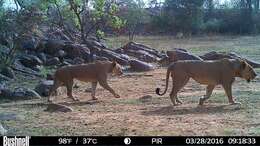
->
[1, 68, 260, 136]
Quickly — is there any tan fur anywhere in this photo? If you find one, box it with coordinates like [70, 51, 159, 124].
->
[156, 58, 257, 106]
[48, 60, 123, 102]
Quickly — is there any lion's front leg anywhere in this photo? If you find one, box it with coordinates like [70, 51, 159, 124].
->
[91, 82, 98, 100]
[98, 80, 120, 98]
[222, 83, 241, 105]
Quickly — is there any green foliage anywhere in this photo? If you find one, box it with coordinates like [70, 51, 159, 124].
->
[163, 0, 205, 34]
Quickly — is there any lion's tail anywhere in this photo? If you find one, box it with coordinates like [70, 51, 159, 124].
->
[156, 66, 171, 96]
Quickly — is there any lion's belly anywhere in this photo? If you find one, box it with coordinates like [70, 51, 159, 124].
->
[75, 77, 98, 83]
[192, 76, 218, 85]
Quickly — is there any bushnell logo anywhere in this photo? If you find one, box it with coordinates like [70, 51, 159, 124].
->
[3, 136, 30, 146]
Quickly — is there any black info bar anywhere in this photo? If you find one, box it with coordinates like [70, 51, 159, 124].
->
[1, 136, 259, 146]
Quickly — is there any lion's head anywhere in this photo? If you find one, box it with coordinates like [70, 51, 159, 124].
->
[235, 59, 257, 82]
[112, 61, 123, 76]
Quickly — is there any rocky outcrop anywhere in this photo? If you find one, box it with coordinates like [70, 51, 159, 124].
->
[0, 87, 41, 100]
[200, 51, 260, 68]
[129, 59, 155, 72]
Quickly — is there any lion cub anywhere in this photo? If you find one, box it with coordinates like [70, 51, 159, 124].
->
[48, 60, 123, 102]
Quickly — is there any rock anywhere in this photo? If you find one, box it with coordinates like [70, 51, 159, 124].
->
[73, 57, 85, 64]
[0, 67, 15, 79]
[45, 57, 60, 66]
[93, 55, 109, 61]
[21, 36, 39, 51]
[13, 60, 42, 77]
[0, 74, 11, 82]
[139, 95, 152, 102]
[0, 88, 13, 98]
[35, 80, 54, 97]
[45, 103, 73, 112]
[98, 49, 129, 65]
[43, 39, 66, 55]
[12, 87, 41, 100]
[200, 51, 260, 68]
[64, 43, 90, 60]
[55, 49, 67, 58]
[0, 87, 41, 100]
[46, 73, 54, 80]
[129, 59, 155, 72]
[37, 53, 47, 64]
[122, 42, 162, 58]
[0, 123, 7, 135]
[166, 50, 203, 61]
[85, 39, 108, 51]
[0, 113, 20, 120]
[60, 61, 71, 67]
[19, 54, 43, 68]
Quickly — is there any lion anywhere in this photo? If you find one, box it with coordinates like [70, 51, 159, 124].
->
[156, 58, 257, 106]
[48, 60, 123, 102]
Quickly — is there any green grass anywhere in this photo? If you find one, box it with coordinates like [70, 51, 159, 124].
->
[38, 66, 55, 78]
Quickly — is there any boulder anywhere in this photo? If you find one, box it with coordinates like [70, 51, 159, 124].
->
[21, 36, 39, 51]
[37, 53, 47, 64]
[35, 80, 54, 97]
[55, 50, 67, 58]
[46, 73, 54, 80]
[122, 42, 162, 58]
[63, 43, 90, 60]
[12, 87, 41, 100]
[85, 39, 107, 51]
[0, 87, 41, 100]
[98, 49, 129, 65]
[0, 67, 15, 79]
[0, 123, 7, 135]
[0, 74, 11, 82]
[0, 88, 13, 98]
[93, 55, 109, 61]
[45, 103, 73, 112]
[73, 57, 85, 64]
[43, 39, 66, 55]
[45, 57, 60, 66]
[123, 49, 159, 63]
[200, 51, 260, 68]
[166, 50, 203, 61]
[129, 59, 155, 72]
[0, 113, 21, 121]
[13, 60, 42, 77]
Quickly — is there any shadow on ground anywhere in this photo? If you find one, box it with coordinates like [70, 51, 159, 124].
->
[142, 104, 241, 116]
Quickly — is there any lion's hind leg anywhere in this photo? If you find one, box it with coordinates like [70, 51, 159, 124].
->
[170, 74, 189, 106]
[91, 82, 98, 100]
[66, 79, 79, 101]
[48, 79, 62, 102]
[199, 85, 215, 106]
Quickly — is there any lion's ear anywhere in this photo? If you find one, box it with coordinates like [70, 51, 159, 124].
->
[240, 60, 247, 70]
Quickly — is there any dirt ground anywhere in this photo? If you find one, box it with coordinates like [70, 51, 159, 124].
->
[1, 35, 260, 136]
